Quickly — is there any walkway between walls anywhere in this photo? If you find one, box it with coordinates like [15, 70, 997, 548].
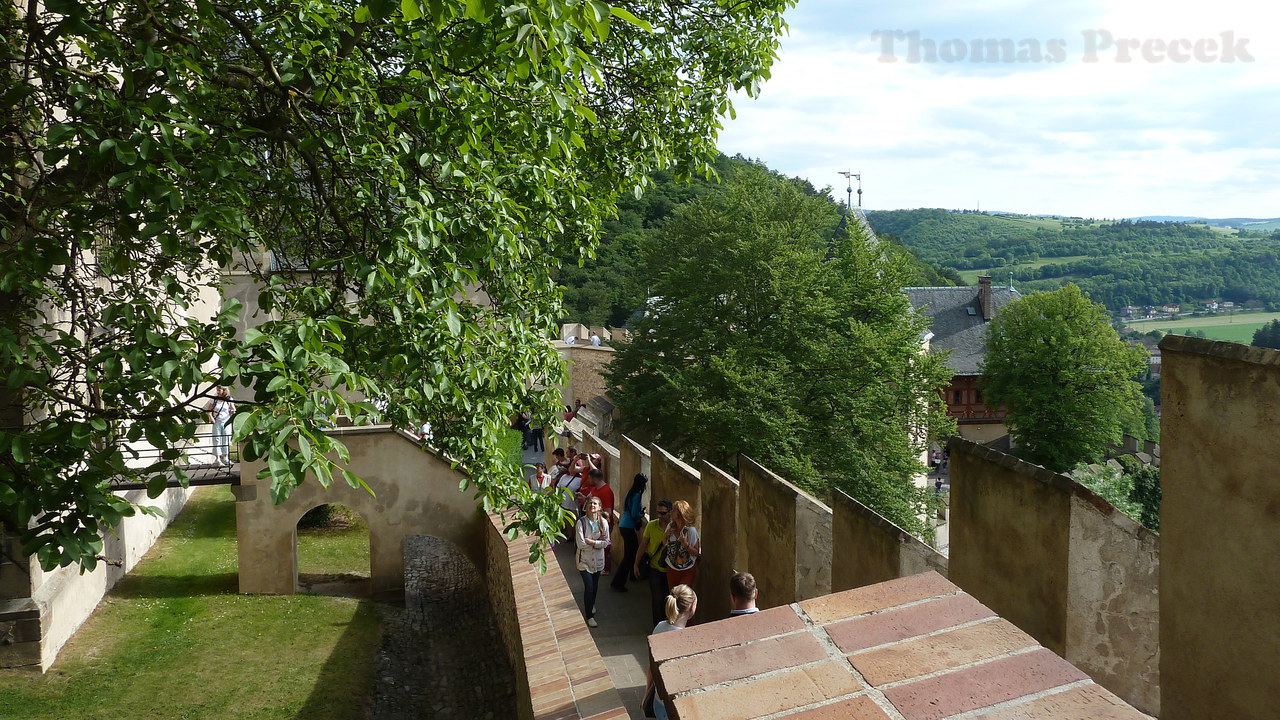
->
[524, 443, 653, 720]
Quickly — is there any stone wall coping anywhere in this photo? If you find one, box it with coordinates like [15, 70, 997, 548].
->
[582, 430, 620, 459]
[950, 439, 1157, 543]
[485, 511, 628, 720]
[652, 444, 701, 484]
[740, 454, 832, 514]
[700, 460, 737, 488]
[830, 489, 935, 552]
[620, 435, 651, 460]
[1160, 333, 1280, 366]
[554, 342, 617, 354]
[651, 572, 1146, 720]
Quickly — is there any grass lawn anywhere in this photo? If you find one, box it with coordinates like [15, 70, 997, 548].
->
[1127, 311, 1280, 343]
[0, 487, 381, 720]
[1143, 322, 1265, 344]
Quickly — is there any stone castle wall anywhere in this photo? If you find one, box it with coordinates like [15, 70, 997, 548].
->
[0, 485, 193, 670]
[1160, 336, 1280, 719]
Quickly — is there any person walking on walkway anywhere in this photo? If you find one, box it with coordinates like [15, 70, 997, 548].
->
[610, 473, 648, 592]
[662, 500, 701, 590]
[635, 498, 672, 626]
[575, 495, 610, 628]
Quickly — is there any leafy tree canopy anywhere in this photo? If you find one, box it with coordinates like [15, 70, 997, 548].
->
[1, 0, 793, 569]
[606, 165, 954, 535]
[980, 285, 1149, 472]
[1252, 320, 1280, 349]
[556, 157, 959, 328]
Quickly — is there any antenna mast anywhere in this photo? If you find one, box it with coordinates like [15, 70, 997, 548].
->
[838, 170, 862, 210]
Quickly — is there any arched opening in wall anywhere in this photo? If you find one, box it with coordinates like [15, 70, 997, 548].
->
[295, 503, 370, 597]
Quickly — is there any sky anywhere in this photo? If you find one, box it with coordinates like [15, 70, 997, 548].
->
[715, 0, 1280, 219]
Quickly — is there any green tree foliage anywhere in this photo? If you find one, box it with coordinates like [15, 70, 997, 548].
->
[555, 157, 958, 328]
[0, 0, 792, 569]
[1074, 457, 1161, 532]
[555, 156, 736, 327]
[607, 166, 954, 534]
[1252, 320, 1280, 349]
[980, 285, 1148, 472]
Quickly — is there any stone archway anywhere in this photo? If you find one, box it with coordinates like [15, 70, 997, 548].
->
[295, 502, 371, 596]
[234, 427, 488, 596]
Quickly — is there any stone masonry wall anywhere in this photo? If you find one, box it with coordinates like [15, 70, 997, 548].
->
[949, 441, 1072, 655]
[555, 345, 615, 411]
[1160, 335, 1280, 720]
[1, 484, 192, 670]
[830, 489, 947, 593]
[950, 439, 1159, 715]
[696, 461, 739, 622]
[738, 456, 832, 607]
[650, 444, 701, 523]
[482, 511, 628, 720]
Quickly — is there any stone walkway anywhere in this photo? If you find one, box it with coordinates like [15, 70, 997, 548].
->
[371, 535, 516, 720]
[530, 442, 654, 720]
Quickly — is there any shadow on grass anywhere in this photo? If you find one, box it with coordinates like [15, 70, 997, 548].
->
[294, 599, 380, 720]
[110, 572, 239, 599]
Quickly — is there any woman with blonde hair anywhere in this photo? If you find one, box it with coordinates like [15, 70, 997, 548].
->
[661, 500, 701, 589]
[643, 584, 696, 719]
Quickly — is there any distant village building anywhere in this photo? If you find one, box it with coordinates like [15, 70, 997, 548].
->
[906, 276, 1020, 444]
[1162, 304, 1181, 315]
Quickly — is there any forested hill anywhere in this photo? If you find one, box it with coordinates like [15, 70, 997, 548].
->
[555, 158, 958, 327]
[866, 209, 1280, 310]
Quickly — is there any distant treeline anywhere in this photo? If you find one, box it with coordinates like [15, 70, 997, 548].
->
[867, 208, 1280, 309]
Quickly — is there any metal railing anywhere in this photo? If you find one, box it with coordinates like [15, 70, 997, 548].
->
[109, 429, 240, 491]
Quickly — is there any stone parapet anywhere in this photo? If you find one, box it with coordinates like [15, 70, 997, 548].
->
[739, 456, 832, 607]
[484, 511, 628, 720]
[1160, 335, 1280, 719]
[949, 438, 1160, 715]
[651, 572, 1146, 720]
[830, 490, 947, 592]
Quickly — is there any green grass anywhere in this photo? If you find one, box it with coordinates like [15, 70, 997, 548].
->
[298, 506, 371, 582]
[0, 487, 381, 720]
[1126, 310, 1280, 344]
[501, 427, 525, 467]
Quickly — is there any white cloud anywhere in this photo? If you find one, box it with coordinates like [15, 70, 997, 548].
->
[717, 0, 1280, 217]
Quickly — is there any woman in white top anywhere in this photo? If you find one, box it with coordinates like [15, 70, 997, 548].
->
[575, 496, 610, 628]
[205, 386, 235, 467]
[528, 462, 552, 493]
[644, 584, 696, 720]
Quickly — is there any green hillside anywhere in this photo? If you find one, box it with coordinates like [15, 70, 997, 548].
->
[867, 209, 1280, 311]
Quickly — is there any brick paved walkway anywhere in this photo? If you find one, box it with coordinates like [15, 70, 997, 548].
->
[532, 443, 654, 720]
[371, 535, 516, 720]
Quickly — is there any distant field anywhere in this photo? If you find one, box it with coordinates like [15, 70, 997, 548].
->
[958, 255, 1092, 283]
[1237, 220, 1280, 232]
[1126, 311, 1280, 344]
[1191, 223, 1240, 235]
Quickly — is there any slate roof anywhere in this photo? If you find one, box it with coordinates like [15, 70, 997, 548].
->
[905, 285, 1021, 376]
